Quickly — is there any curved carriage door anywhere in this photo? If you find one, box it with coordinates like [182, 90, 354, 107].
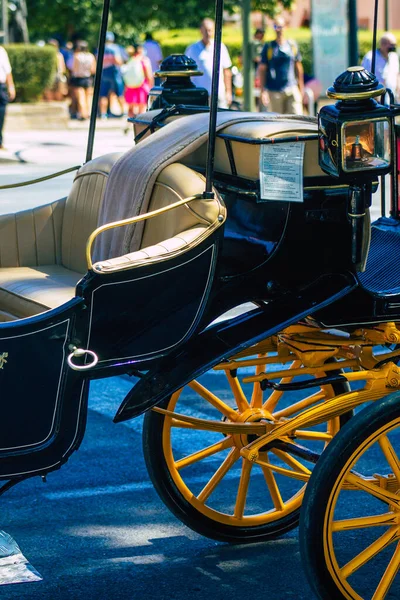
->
[83, 234, 221, 365]
[0, 299, 88, 478]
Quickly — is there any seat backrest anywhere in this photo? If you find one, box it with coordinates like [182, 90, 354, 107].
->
[212, 120, 324, 180]
[61, 152, 122, 273]
[141, 163, 221, 248]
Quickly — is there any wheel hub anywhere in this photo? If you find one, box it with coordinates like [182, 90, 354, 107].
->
[232, 408, 274, 449]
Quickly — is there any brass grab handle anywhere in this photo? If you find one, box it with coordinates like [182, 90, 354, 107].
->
[86, 193, 207, 270]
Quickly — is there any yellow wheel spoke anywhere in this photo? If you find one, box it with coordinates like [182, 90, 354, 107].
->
[271, 448, 312, 475]
[346, 473, 400, 506]
[189, 380, 238, 421]
[257, 458, 310, 482]
[234, 459, 253, 518]
[261, 462, 285, 511]
[294, 429, 333, 442]
[197, 448, 241, 503]
[372, 540, 400, 600]
[274, 391, 326, 419]
[379, 435, 400, 483]
[225, 370, 249, 413]
[341, 526, 400, 579]
[251, 354, 267, 409]
[263, 389, 284, 413]
[332, 513, 400, 532]
[175, 436, 234, 471]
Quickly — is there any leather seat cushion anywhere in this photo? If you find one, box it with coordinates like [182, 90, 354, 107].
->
[0, 265, 82, 318]
[142, 163, 221, 248]
[94, 226, 208, 272]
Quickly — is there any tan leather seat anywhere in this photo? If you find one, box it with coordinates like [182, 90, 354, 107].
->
[94, 226, 208, 273]
[212, 120, 324, 180]
[0, 158, 223, 320]
[0, 152, 122, 320]
[132, 113, 322, 179]
[93, 163, 224, 273]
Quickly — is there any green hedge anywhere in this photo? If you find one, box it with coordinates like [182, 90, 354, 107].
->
[5, 44, 56, 102]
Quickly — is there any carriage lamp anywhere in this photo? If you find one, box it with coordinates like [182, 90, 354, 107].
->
[147, 54, 209, 110]
[318, 66, 393, 180]
[318, 66, 395, 268]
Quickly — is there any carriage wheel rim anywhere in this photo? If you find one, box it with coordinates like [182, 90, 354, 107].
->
[323, 416, 400, 600]
[161, 360, 342, 527]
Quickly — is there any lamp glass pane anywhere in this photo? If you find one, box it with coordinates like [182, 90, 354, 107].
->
[342, 119, 391, 173]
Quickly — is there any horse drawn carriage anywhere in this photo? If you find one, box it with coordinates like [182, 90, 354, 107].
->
[1, 0, 400, 597]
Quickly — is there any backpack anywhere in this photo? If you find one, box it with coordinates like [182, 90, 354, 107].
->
[122, 58, 145, 88]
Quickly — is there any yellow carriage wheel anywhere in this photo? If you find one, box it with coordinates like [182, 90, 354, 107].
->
[300, 391, 400, 600]
[142, 341, 350, 543]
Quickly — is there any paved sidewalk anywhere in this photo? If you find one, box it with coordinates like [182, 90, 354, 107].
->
[0, 127, 134, 214]
[5, 101, 130, 132]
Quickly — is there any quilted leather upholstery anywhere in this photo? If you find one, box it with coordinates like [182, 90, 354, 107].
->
[0, 153, 121, 321]
[0, 158, 222, 320]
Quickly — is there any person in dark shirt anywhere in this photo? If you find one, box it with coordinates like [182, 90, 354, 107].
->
[258, 16, 304, 115]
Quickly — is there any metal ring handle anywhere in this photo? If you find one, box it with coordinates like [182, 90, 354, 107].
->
[67, 348, 99, 371]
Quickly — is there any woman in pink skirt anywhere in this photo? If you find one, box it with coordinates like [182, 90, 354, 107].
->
[122, 42, 154, 117]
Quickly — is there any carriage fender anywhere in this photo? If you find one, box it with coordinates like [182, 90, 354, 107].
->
[114, 272, 357, 423]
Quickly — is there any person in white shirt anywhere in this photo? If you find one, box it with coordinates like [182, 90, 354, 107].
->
[185, 18, 232, 108]
[0, 46, 15, 149]
[362, 32, 400, 101]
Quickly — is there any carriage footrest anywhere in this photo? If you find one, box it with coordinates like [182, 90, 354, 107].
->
[358, 217, 400, 295]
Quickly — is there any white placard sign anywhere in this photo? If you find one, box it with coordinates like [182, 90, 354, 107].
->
[259, 142, 305, 202]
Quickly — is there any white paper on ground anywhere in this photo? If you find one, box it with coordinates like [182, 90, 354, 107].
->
[0, 531, 42, 585]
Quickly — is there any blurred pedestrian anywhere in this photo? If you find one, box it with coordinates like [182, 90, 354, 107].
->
[252, 28, 265, 71]
[258, 16, 304, 115]
[143, 33, 163, 83]
[122, 43, 154, 120]
[303, 74, 323, 116]
[44, 39, 68, 101]
[0, 45, 16, 150]
[185, 18, 232, 108]
[362, 32, 400, 101]
[64, 41, 74, 71]
[253, 28, 265, 110]
[69, 41, 96, 120]
[99, 31, 125, 119]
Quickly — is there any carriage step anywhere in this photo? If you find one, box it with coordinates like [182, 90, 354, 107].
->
[358, 217, 400, 295]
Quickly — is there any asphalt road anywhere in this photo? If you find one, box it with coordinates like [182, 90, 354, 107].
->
[0, 375, 313, 600]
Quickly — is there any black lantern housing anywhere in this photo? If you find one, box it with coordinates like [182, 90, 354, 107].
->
[147, 54, 209, 110]
[319, 66, 393, 181]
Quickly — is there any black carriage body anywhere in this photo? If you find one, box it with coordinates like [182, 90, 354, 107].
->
[0, 299, 89, 479]
[183, 126, 361, 322]
[313, 217, 400, 328]
[0, 110, 394, 479]
[79, 232, 222, 366]
[0, 227, 223, 479]
[131, 113, 365, 316]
